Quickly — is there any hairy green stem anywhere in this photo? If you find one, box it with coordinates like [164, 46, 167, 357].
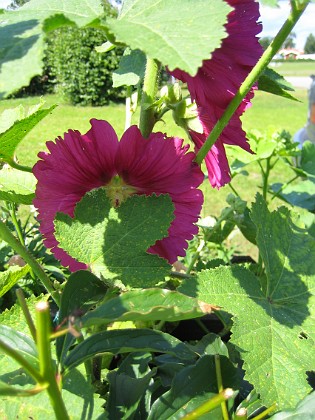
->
[8, 203, 24, 245]
[125, 86, 133, 130]
[181, 389, 234, 419]
[251, 403, 277, 420]
[262, 158, 271, 202]
[139, 57, 160, 138]
[0, 220, 60, 306]
[36, 301, 70, 420]
[195, 1, 309, 165]
[6, 157, 33, 173]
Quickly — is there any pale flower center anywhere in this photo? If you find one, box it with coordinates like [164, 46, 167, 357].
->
[105, 175, 137, 207]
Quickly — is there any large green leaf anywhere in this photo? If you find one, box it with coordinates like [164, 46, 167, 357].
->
[0, 103, 56, 161]
[112, 48, 146, 87]
[179, 195, 315, 409]
[82, 288, 216, 327]
[106, 0, 231, 75]
[55, 189, 174, 288]
[271, 180, 315, 212]
[0, 265, 30, 298]
[63, 329, 195, 372]
[0, 0, 104, 98]
[148, 355, 238, 420]
[0, 169, 36, 205]
[270, 392, 315, 419]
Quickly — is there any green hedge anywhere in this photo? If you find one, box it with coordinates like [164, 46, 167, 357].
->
[45, 26, 125, 106]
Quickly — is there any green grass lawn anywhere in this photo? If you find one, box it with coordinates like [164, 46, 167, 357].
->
[271, 60, 315, 77]
[0, 86, 309, 258]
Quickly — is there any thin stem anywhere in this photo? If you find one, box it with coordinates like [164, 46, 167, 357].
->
[187, 239, 205, 274]
[270, 174, 299, 201]
[8, 203, 24, 245]
[262, 158, 271, 202]
[251, 403, 277, 420]
[16, 289, 37, 341]
[36, 301, 70, 420]
[6, 157, 33, 173]
[181, 389, 234, 420]
[139, 57, 160, 138]
[125, 86, 133, 130]
[0, 338, 44, 383]
[228, 182, 240, 197]
[195, 1, 309, 165]
[215, 354, 230, 420]
[0, 220, 60, 307]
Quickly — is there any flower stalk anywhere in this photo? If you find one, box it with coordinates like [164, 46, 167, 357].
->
[139, 57, 160, 138]
[36, 301, 70, 420]
[195, 0, 309, 165]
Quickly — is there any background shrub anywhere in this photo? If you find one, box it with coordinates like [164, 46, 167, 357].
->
[45, 27, 125, 106]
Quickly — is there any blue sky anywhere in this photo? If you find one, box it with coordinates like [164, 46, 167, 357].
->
[260, 1, 315, 50]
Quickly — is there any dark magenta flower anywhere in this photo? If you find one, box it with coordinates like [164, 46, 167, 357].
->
[33, 119, 204, 271]
[170, 0, 262, 187]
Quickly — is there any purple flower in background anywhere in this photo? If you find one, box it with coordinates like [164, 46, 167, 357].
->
[170, 0, 263, 187]
[33, 119, 204, 271]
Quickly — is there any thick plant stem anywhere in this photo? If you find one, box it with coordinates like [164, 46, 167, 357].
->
[36, 302, 70, 420]
[139, 57, 160, 138]
[215, 354, 229, 420]
[195, 1, 309, 165]
[0, 220, 60, 307]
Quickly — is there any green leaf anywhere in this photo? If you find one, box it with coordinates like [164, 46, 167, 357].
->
[0, 325, 38, 369]
[56, 270, 108, 363]
[82, 288, 216, 328]
[0, 169, 36, 205]
[300, 141, 315, 178]
[271, 180, 315, 212]
[0, 0, 104, 98]
[0, 104, 56, 161]
[148, 355, 238, 420]
[112, 48, 146, 87]
[106, 0, 231, 75]
[270, 392, 315, 419]
[179, 195, 315, 409]
[0, 368, 104, 418]
[55, 189, 174, 288]
[0, 265, 30, 298]
[63, 329, 195, 372]
[258, 68, 299, 101]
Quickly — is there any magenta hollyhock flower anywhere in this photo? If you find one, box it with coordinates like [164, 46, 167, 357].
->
[170, 0, 263, 188]
[33, 119, 204, 271]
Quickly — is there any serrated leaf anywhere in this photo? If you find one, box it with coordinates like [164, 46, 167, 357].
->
[55, 189, 173, 288]
[0, 169, 36, 205]
[82, 288, 217, 328]
[63, 329, 195, 372]
[179, 195, 315, 409]
[0, 265, 30, 298]
[57, 270, 108, 363]
[270, 392, 315, 419]
[258, 68, 298, 101]
[148, 355, 239, 420]
[112, 48, 146, 87]
[0, 0, 104, 98]
[0, 104, 56, 161]
[106, 0, 231, 75]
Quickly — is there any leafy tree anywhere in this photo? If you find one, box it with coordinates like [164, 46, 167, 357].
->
[304, 33, 315, 54]
[282, 32, 296, 49]
[259, 36, 273, 51]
